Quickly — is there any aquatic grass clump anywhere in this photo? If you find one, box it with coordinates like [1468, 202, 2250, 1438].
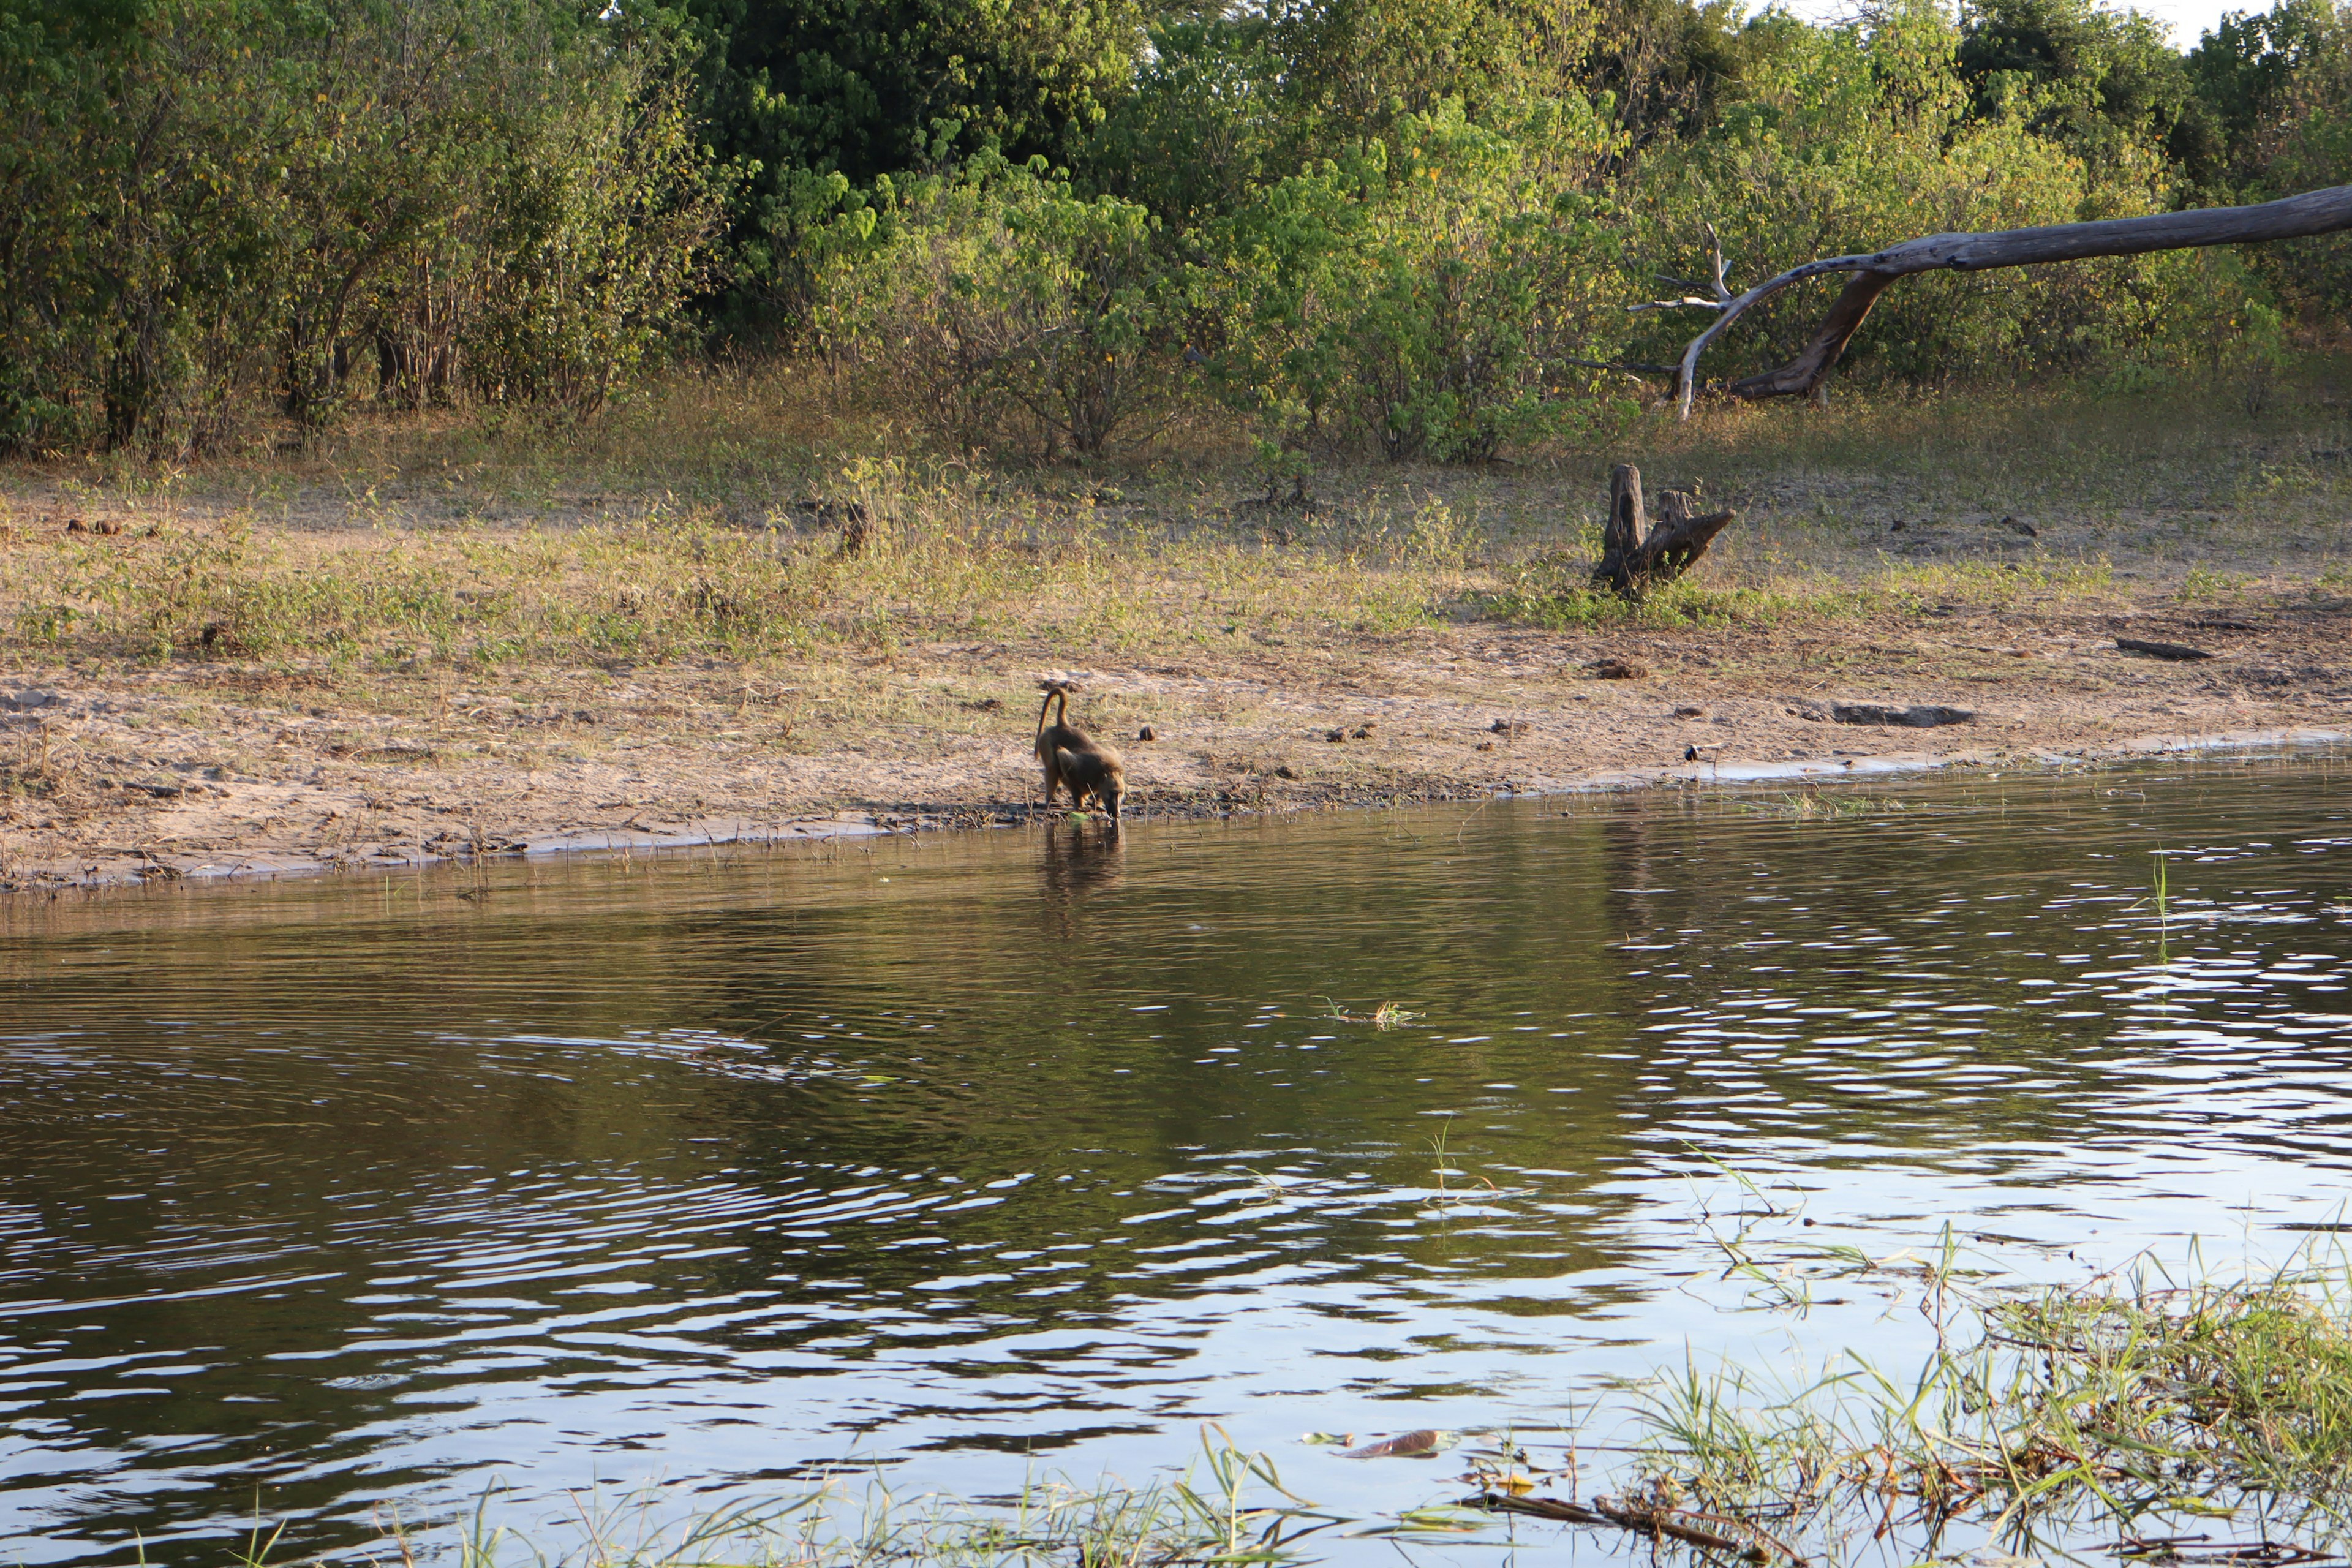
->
[347, 1430, 1337, 1568]
[1602, 1253, 2352, 1562]
[1989, 1268, 2352, 1506]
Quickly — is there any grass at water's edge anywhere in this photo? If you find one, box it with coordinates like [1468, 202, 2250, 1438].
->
[1620, 1243, 2352, 1563]
[235, 1248, 2352, 1568]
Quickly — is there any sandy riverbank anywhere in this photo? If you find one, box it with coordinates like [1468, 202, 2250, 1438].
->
[4, 583, 2346, 892]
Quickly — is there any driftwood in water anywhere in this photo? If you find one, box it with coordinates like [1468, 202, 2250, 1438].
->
[1471, 1490, 1778, 1563]
[1659, 183, 2352, 417]
[1591, 463, 1739, 596]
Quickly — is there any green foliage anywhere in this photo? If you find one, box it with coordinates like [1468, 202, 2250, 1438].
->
[801, 0, 2341, 466]
[1079, 15, 1283, 228]
[1487, 564, 1866, 628]
[2185, 0, 2352, 183]
[692, 0, 1147, 184]
[1198, 99, 1635, 461]
[1264, 0, 1598, 146]
[1588, 0, 1763, 148]
[0, 0, 723, 456]
[11, 0, 2352, 464]
[454, 42, 726, 413]
[687, 0, 1150, 333]
[1957, 0, 2196, 171]
[816, 155, 1182, 456]
[2190, 0, 2352, 320]
[1626, 0, 2238, 389]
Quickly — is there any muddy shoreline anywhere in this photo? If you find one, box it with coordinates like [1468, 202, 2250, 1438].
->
[3, 722, 2345, 900]
[5, 593, 2348, 895]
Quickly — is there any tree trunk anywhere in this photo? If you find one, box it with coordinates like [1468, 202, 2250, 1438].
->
[1591, 464, 1741, 597]
[1670, 183, 2352, 417]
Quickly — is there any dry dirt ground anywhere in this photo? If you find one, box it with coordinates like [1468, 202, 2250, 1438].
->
[4, 590, 2346, 894]
[11, 373, 2352, 894]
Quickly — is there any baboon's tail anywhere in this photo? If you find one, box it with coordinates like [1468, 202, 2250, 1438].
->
[1036, 679, 1077, 734]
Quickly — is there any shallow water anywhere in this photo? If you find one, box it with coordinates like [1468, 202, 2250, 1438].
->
[2, 755, 2350, 1563]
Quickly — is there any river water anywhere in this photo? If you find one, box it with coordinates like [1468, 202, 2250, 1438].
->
[2, 754, 2349, 1563]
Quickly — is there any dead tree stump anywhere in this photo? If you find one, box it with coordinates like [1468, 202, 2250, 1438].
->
[1591, 464, 1740, 597]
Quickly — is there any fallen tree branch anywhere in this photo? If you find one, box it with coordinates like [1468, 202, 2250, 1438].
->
[1667, 183, 2352, 418]
[1469, 1490, 1794, 1563]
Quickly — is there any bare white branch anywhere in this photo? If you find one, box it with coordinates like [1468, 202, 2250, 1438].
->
[1628, 296, 1732, 314]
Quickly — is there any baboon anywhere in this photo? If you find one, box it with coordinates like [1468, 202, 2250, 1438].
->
[1034, 680, 1125, 818]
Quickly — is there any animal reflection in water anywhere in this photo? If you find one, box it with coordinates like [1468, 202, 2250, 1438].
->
[1034, 680, 1126, 821]
[1037, 819, 1127, 917]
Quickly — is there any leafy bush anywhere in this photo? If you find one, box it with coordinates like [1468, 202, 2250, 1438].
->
[0, 0, 722, 456]
[10, 0, 2349, 467]
[1199, 98, 1637, 462]
[816, 156, 1183, 457]
[1623, 0, 2242, 391]
[2203, 1, 2352, 323]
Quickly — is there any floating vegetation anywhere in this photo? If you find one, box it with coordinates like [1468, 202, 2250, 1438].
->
[1732, 789, 1913, 820]
[1573, 1243, 2352, 1567]
[1321, 998, 1424, 1028]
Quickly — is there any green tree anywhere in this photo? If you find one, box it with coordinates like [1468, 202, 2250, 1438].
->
[0, 0, 722, 455]
[1585, 0, 1761, 151]
[685, 0, 1149, 337]
[2184, 0, 2352, 314]
[1078, 14, 1283, 229]
[1628, 0, 2232, 390]
[1264, 0, 1596, 149]
[2184, 0, 2352, 182]
[1956, 0, 2196, 174]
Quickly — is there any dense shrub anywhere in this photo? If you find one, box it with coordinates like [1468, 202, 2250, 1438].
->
[1624, 1, 2243, 389]
[9, 0, 2352, 464]
[815, 156, 1182, 457]
[2190, 0, 2352, 322]
[801, 0, 2329, 464]
[1199, 99, 1634, 461]
[685, 0, 1150, 335]
[0, 0, 722, 456]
